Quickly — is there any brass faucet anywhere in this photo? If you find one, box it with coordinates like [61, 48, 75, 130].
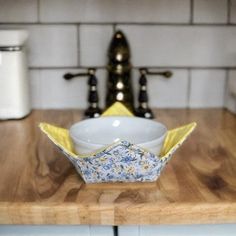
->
[64, 30, 172, 118]
[106, 30, 172, 118]
[106, 30, 134, 112]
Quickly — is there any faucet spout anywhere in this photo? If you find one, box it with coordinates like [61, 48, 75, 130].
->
[106, 30, 134, 112]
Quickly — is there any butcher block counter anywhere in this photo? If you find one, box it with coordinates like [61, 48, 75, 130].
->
[0, 109, 236, 225]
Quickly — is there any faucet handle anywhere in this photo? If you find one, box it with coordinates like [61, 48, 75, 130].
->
[85, 69, 102, 118]
[63, 72, 89, 80]
[63, 68, 102, 118]
[135, 68, 173, 119]
[139, 68, 172, 78]
[135, 70, 154, 119]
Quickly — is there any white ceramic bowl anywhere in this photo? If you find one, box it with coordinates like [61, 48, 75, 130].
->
[69, 116, 167, 156]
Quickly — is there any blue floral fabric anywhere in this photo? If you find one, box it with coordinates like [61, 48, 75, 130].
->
[63, 141, 168, 183]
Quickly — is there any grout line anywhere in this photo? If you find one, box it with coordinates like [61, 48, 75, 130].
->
[37, 0, 40, 23]
[38, 68, 43, 108]
[77, 24, 80, 66]
[29, 66, 236, 70]
[29, 66, 107, 70]
[1, 22, 236, 26]
[112, 24, 117, 33]
[187, 69, 192, 108]
[181, 67, 233, 70]
[190, 0, 194, 24]
[133, 66, 236, 70]
[223, 69, 230, 107]
[228, 0, 231, 24]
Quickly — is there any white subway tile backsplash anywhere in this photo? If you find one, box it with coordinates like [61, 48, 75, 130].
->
[225, 92, 236, 113]
[230, 0, 236, 23]
[31, 68, 188, 109]
[133, 69, 189, 108]
[1, 0, 234, 110]
[117, 25, 236, 67]
[0, 0, 38, 23]
[189, 70, 226, 108]
[225, 70, 236, 113]
[225, 89, 236, 113]
[30, 68, 228, 109]
[193, 0, 228, 24]
[229, 70, 236, 97]
[30, 69, 106, 109]
[40, 0, 190, 23]
[80, 25, 114, 67]
[30, 70, 42, 108]
[0, 25, 78, 67]
[27, 25, 78, 67]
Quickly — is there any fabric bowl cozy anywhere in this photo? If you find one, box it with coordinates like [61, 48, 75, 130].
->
[39, 102, 196, 183]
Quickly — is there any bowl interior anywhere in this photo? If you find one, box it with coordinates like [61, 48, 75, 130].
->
[70, 116, 167, 146]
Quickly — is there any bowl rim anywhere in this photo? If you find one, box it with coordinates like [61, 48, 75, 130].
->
[69, 116, 167, 147]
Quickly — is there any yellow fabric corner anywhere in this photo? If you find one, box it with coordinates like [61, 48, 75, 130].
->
[102, 102, 134, 117]
[39, 123, 77, 158]
[160, 122, 197, 158]
[39, 102, 135, 159]
[39, 102, 196, 160]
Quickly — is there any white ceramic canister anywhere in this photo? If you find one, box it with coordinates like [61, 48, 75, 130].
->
[0, 30, 31, 119]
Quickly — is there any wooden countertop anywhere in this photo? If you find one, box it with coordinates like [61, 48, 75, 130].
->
[0, 109, 236, 225]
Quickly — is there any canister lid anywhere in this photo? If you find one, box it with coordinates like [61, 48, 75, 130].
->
[0, 30, 28, 47]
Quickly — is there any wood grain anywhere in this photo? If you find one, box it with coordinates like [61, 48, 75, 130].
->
[0, 109, 236, 225]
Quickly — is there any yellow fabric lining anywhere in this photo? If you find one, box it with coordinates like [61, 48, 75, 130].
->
[160, 122, 197, 158]
[101, 102, 133, 117]
[39, 102, 196, 159]
[39, 123, 77, 158]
